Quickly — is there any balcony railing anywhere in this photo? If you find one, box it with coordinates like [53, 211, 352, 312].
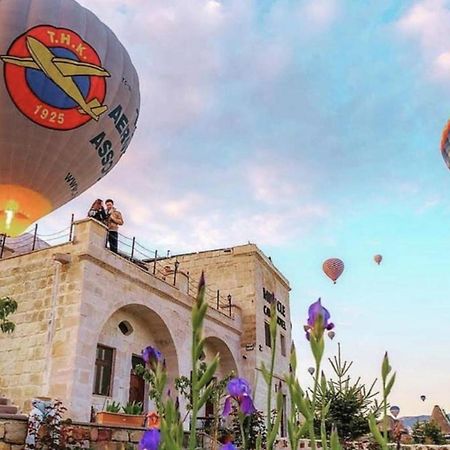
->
[0, 216, 235, 318]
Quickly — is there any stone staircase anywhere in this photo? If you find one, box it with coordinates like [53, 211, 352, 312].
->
[0, 396, 19, 415]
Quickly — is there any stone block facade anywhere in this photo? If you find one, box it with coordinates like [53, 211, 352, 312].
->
[157, 245, 292, 417]
[0, 218, 292, 438]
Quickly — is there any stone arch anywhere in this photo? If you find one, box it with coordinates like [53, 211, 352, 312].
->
[203, 336, 239, 380]
[91, 303, 179, 411]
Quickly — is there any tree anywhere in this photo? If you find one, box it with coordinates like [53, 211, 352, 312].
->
[0, 296, 17, 333]
[412, 421, 446, 445]
[314, 344, 381, 441]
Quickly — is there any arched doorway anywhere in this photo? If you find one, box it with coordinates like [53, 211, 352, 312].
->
[91, 304, 179, 414]
[201, 336, 239, 422]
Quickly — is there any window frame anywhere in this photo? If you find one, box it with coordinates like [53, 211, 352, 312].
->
[280, 333, 287, 357]
[93, 344, 115, 397]
[264, 321, 271, 348]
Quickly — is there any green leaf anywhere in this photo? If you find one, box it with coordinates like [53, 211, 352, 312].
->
[260, 362, 271, 385]
[198, 384, 215, 410]
[267, 392, 283, 448]
[385, 372, 396, 397]
[197, 355, 219, 390]
[381, 352, 391, 382]
[310, 335, 324, 366]
[290, 343, 297, 373]
[368, 414, 387, 450]
[330, 427, 342, 450]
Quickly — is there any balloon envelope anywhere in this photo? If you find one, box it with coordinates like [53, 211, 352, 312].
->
[0, 0, 140, 236]
[323, 258, 344, 283]
[441, 121, 450, 171]
[390, 406, 400, 418]
[308, 367, 315, 375]
[420, 395, 426, 402]
[374, 254, 382, 265]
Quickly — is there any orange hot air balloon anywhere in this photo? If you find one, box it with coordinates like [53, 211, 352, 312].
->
[322, 258, 344, 284]
[374, 254, 383, 265]
[0, 0, 140, 237]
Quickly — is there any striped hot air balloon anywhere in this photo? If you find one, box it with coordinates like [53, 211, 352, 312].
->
[374, 254, 382, 265]
[322, 258, 344, 284]
[0, 0, 140, 237]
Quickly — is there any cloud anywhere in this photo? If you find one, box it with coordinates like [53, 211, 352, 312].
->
[300, 0, 340, 31]
[396, 0, 450, 80]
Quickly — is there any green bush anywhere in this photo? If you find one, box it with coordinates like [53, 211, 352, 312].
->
[412, 421, 446, 444]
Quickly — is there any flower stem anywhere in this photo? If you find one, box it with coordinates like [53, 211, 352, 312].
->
[309, 359, 321, 450]
[239, 413, 247, 450]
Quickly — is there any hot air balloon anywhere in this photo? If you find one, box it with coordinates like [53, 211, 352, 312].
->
[441, 121, 450, 171]
[0, 0, 140, 237]
[390, 406, 400, 418]
[308, 367, 315, 375]
[420, 395, 426, 402]
[374, 254, 382, 265]
[322, 258, 344, 284]
[328, 330, 335, 340]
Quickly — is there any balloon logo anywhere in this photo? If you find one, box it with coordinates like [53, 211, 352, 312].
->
[0, 0, 140, 237]
[322, 258, 344, 284]
[374, 254, 383, 265]
[390, 406, 400, 418]
[2, 25, 109, 130]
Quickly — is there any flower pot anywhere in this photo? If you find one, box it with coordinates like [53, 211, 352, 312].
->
[96, 411, 145, 427]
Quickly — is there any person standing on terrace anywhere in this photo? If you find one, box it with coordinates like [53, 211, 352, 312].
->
[87, 199, 107, 224]
[105, 199, 124, 254]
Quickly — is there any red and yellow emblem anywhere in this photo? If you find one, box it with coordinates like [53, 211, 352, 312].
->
[1, 25, 109, 130]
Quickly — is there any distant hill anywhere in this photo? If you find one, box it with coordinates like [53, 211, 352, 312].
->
[400, 415, 430, 429]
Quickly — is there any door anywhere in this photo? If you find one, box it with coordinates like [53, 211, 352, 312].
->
[129, 355, 145, 404]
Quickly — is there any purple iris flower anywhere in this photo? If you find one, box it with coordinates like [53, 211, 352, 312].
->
[221, 443, 238, 450]
[305, 298, 334, 340]
[223, 377, 256, 416]
[139, 429, 160, 450]
[142, 346, 163, 370]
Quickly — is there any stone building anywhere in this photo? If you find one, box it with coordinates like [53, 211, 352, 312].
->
[0, 218, 292, 433]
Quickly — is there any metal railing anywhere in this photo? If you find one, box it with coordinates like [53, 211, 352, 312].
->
[0, 215, 235, 318]
[111, 230, 234, 317]
[0, 214, 74, 259]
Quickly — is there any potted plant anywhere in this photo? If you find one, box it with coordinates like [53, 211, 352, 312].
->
[96, 401, 145, 427]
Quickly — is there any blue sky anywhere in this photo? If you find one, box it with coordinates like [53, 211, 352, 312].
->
[39, 0, 450, 415]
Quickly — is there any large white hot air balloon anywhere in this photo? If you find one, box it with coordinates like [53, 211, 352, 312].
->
[0, 0, 140, 237]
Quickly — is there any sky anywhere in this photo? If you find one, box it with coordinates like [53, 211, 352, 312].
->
[34, 0, 450, 416]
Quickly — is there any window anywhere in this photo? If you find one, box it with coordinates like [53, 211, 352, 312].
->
[93, 345, 114, 396]
[264, 322, 271, 348]
[118, 320, 133, 336]
[280, 334, 286, 357]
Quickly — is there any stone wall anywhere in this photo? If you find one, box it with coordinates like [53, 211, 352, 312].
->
[0, 414, 146, 449]
[157, 245, 292, 419]
[0, 219, 243, 422]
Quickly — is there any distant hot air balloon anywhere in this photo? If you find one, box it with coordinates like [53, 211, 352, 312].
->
[308, 367, 315, 375]
[328, 330, 335, 340]
[0, 0, 140, 237]
[322, 258, 344, 284]
[441, 121, 450, 171]
[420, 395, 426, 402]
[374, 254, 383, 265]
[390, 406, 400, 418]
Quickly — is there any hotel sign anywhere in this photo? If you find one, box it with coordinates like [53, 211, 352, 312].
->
[262, 287, 286, 330]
